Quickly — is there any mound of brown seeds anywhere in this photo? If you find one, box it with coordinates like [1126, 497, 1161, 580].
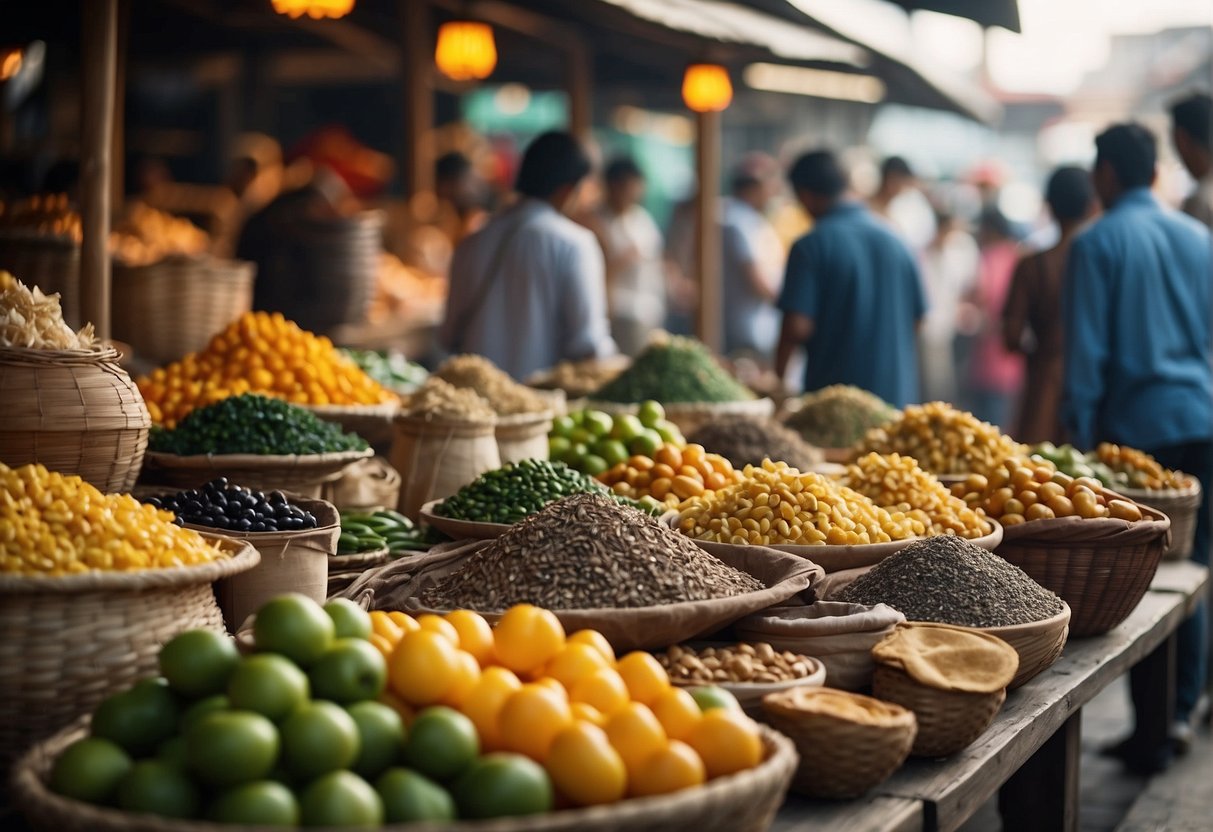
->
[835, 535, 1063, 627]
[420, 492, 764, 611]
[689, 415, 824, 471]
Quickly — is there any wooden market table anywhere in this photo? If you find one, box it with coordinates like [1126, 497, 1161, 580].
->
[772, 560, 1210, 832]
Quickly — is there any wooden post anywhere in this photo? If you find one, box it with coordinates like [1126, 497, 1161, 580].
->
[80, 0, 119, 341]
[400, 0, 434, 199]
[111, 0, 130, 213]
[566, 44, 592, 140]
[694, 110, 721, 352]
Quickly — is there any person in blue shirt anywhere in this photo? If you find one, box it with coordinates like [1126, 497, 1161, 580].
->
[774, 150, 927, 408]
[1064, 122, 1213, 773]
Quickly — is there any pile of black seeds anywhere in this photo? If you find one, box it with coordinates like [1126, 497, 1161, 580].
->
[689, 415, 824, 471]
[420, 493, 764, 611]
[835, 535, 1063, 627]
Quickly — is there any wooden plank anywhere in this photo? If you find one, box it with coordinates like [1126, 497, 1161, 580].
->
[998, 711, 1081, 832]
[773, 794, 923, 832]
[873, 591, 1188, 832]
[693, 110, 722, 353]
[1150, 561, 1209, 616]
[80, 0, 119, 340]
[399, 0, 434, 200]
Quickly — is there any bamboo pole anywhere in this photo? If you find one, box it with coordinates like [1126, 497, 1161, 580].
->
[694, 109, 721, 352]
[80, 0, 119, 341]
[400, 0, 434, 200]
[566, 45, 592, 140]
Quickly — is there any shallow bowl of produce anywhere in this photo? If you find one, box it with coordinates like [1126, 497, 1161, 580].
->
[140, 447, 374, 496]
[670, 660, 828, 716]
[979, 601, 1071, 689]
[419, 498, 512, 540]
[12, 719, 798, 832]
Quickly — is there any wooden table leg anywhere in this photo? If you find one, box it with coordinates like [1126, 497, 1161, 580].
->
[998, 710, 1082, 832]
[1133, 633, 1178, 758]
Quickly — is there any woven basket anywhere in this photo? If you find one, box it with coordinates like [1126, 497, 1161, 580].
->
[762, 687, 917, 799]
[0, 232, 81, 327]
[496, 410, 555, 464]
[994, 501, 1170, 637]
[110, 256, 254, 365]
[980, 602, 1071, 689]
[419, 498, 511, 540]
[305, 401, 400, 451]
[139, 447, 373, 498]
[0, 345, 150, 491]
[674, 657, 827, 716]
[1118, 480, 1201, 562]
[0, 538, 258, 772]
[12, 722, 796, 832]
[872, 664, 1005, 758]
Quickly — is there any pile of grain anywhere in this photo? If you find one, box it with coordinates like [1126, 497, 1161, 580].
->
[689, 415, 823, 471]
[435, 354, 550, 415]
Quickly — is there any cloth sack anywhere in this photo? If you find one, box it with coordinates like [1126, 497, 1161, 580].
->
[871, 622, 1018, 694]
[322, 456, 402, 510]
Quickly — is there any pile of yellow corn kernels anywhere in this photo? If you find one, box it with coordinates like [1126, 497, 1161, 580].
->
[844, 452, 993, 539]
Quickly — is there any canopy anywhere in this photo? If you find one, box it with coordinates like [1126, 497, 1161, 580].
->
[887, 0, 1020, 33]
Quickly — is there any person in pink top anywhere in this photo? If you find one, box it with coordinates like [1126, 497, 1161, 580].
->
[963, 209, 1024, 429]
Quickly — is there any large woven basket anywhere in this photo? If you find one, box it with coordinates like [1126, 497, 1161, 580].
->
[0, 538, 258, 772]
[0, 232, 81, 327]
[139, 447, 374, 498]
[980, 602, 1071, 689]
[11, 723, 796, 832]
[1118, 480, 1201, 562]
[305, 401, 399, 450]
[111, 256, 255, 365]
[872, 664, 1005, 758]
[0, 345, 150, 491]
[994, 502, 1171, 637]
[762, 686, 917, 799]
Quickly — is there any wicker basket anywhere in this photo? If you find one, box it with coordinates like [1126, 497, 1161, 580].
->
[0, 538, 258, 772]
[994, 502, 1171, 637]
[139, 447, 373, 498]
[980, 602, 1071, 689]
[1118, 480, 1201, 562]
[0, 232, 81, 327]
[496, 410, 555, 464]
[111, 256, 254, 365]
[762, 687, 917, 799]
[0, 345, 150, 491]
[306, 401, 400, 451]
[674, 657, 827, 717]
[12, 722, 796, 832]
[872, 664, 1005, 758]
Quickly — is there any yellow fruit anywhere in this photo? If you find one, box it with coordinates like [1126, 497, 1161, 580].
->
[534, 677, 569, 702]
[445, 610, 495, 666]
[686, 709, 763, 778]
[493, 604, 565, 675]
[387, 612, 420, 634]
[370, 612, 403, 644]
[616, 652, 671, 706]
[630, 740, 707, 796]
[498, 684, 573, 762]
[570, 667, 630, 718]
[544, 644, 611, 691]
[604, 702, 667, 774]
[545, 722, 627, 806]
[416, 614, 460, 647]
[651, 687, 703, 742]
[388, 630, 459, 706]
[571, 703, 606, 727]
[568, 630, 616, 665]
[459, 667, 522, 751]
[440, 650, 482, 708]
[368, 633, 395, 659]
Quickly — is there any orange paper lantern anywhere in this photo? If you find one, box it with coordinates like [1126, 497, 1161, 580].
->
[435, 21, 497, 82]
[271, 0, 355, 19]
[682, 64, 733, 113]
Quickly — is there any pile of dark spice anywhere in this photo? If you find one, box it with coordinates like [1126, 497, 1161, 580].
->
[835, 535, 1063, 627]
[689, 415, 824, 471]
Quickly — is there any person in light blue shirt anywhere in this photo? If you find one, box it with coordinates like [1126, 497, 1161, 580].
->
[1065, 122, 1213, 773]
[774, 150, 927, 408]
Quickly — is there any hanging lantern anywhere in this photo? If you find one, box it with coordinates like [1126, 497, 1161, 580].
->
[435, 21, 497, 82]
[682, 64, 733, 113]
[271, 0, 355, 20]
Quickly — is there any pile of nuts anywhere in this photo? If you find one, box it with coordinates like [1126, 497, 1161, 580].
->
[598, 442, 743, 507]
[844, 452, 993, 539]
[856, 402, 1024, 477]
[402, 377, 495, 422]
[950, 458, 1145, 526]
[659, 642, 816, 684]
[1095, 443, 1190, 491]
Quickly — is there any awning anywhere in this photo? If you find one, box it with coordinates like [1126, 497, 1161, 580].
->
[886, 0, 1020, 33]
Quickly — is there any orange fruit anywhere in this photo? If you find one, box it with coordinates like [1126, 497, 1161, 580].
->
[387, 612, 420, 634]
[440, 650, 482, 708]
[603, 702, 667, 773]
[544, 644, 611, 691]
[686, 709, 763, 778]
[629, 740, 706, 796]
[545, 722, 627, 806]
[368, 633, 395, 659]
[416, 614, 460, 647]
[651, 687, 702, 742]
[497, 684, 573, 762]
[388, 630, 459, 706]
[459, 667, 522, 751]
[570, 667, 630, 718]
[534, 677, 569, 702]
[616, 652, 670, 706]
[369, 612, 403, 644]
[570, 702, 606, 727]
[568, 630, 616, 665]
[492, 605, 565, 675]
[445, 611, 494, 666]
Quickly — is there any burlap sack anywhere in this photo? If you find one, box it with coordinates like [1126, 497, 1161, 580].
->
[321, 456, 402, 510]
[495, 411, 554, 464]
[872, 622, 1018, 694]
[735, 601, 906, 691]
[334, 539, 823, 651]
[390, 414, 500, 521]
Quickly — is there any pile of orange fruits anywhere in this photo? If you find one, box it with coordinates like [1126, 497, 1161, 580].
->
[137, 312, 397, 426]
[368, 605, 766, 807]
[597, 442, 743, 508]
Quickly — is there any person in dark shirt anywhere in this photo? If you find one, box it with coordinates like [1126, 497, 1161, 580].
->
[774, 150, 927, 407]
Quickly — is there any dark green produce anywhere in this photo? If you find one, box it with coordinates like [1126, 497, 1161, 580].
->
[592, 336, 754, 404]
[337, 508, 430, 555]
[149, 394, 369, 456]
[435, 459, 662, 524]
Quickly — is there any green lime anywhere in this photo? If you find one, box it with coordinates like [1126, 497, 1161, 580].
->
[583, 411, 614, 437]
[402, 706, 479, 781]
[628, 429, 663, 459]
[324, 599, 373, 641]
[308, 638, 386, 704]
[567, 427, 595, 446]
[580, 454, 609, 477]
[376, 768, 455, 823]
[561, 442, 589, 465]
[186, 709, 280, 788]
[548, 436, 572, 459]
[280, 701, 359, 782]
[347, 701, 405, 779]
[551, 415, 576, 437]
[453, 753, 553, 819]
[159, 629, 240, 699]
[91, 679, 180, 756]
[253, 594, 335, 666]
[228, 654, 309, 722]
[180, 694, 230, 734]
[116, 759, 200, 819]
[156, 736, 189, 771]
[48, 737, 132, 804]
[609, 414, 644, 442]
[653, 418, 684, 444]
[594, 439, 630, 468]
[637, 400, 666, 427]
[298, 771, 383, 827]
[689, 685, 741, 712]
[208, 781, 300, 826]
